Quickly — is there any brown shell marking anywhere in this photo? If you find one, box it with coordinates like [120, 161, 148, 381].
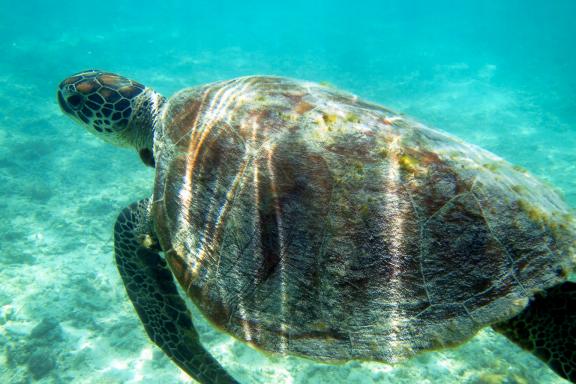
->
[151, 76, 576, 364]
[75, 79, 98, 94]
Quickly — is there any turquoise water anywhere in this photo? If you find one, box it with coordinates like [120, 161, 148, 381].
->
[1, 0, 575, 383]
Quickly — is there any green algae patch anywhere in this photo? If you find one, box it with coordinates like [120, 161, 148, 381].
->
[512, 164, 528, 173]
[482, 162, 502, 172]
[511, 185, 527, 195]
[473, 373, 506, 384]
[359, 203, 370, 218]
[399, 153, 418, 174]
[319, 81, 335, 88]
[353, 160, 365, 175]
[517, 199, 548, 223]
[377, 147, 388, 159]
[322, 113, 339, 126]
[345, 112, 360, 123]
[515, 199, 573, 238]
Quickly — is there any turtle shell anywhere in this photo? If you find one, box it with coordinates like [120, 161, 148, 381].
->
[150, 76, 575, 363]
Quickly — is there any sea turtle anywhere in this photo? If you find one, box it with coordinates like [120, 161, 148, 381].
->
[57, 70, 576, 383]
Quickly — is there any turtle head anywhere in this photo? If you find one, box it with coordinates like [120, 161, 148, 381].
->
[57, 70, 165, 167]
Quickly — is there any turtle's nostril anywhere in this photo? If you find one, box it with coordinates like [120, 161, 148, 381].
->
[67, 94, 83, 109]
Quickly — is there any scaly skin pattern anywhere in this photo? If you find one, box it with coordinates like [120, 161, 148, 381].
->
[150, 76, 576, 364]
[114, 199, 239, 384]
[57, 70, 145, 139]
[493, 281, 576, 382]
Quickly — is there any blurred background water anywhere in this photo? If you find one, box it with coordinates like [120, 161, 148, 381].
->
[0, 0, 575, 383]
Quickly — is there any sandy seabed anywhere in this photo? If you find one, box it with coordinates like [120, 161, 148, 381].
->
[0, 59, 572, 384]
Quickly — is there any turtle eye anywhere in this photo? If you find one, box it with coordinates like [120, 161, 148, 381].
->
[67, 94, 84, 110]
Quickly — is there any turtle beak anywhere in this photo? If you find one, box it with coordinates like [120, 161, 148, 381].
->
[57, 88, 76, 115]
[57, 70, 96, 124]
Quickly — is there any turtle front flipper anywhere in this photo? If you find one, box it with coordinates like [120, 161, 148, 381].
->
[492, 282, 576, 383]
[114, 199, 239, 384]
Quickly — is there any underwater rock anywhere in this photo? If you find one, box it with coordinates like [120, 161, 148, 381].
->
[0, 229, 25, 243]
[11, 135, 56, 162]
[2, 317, 66, 380]
[29, 317, 63, 343]
[77, 198, 117, 217]
[27, 346, 56, 379]
[4, 323, 32, 337]
[0, 231, 35, 264]
[0, 304, 16, 325]
[23, 182, 53, 203]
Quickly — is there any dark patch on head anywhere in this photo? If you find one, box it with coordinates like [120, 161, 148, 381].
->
[118, 118, 128, 128]
[81, 106, 93, 117]
[88, 93, 105, 104]
[67, 94, 83, 109]
[102, 108, 112, 117]
[115, 98, 130, 111]
[57, 91, 73, 114]
[85, 100, 100, 110]
[102, 88, 121, 103]
[112, 112, 122, 120]
[78, 113, 89, 124]
[122, 108, 132, 118]
[94, 125, 103, 132]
